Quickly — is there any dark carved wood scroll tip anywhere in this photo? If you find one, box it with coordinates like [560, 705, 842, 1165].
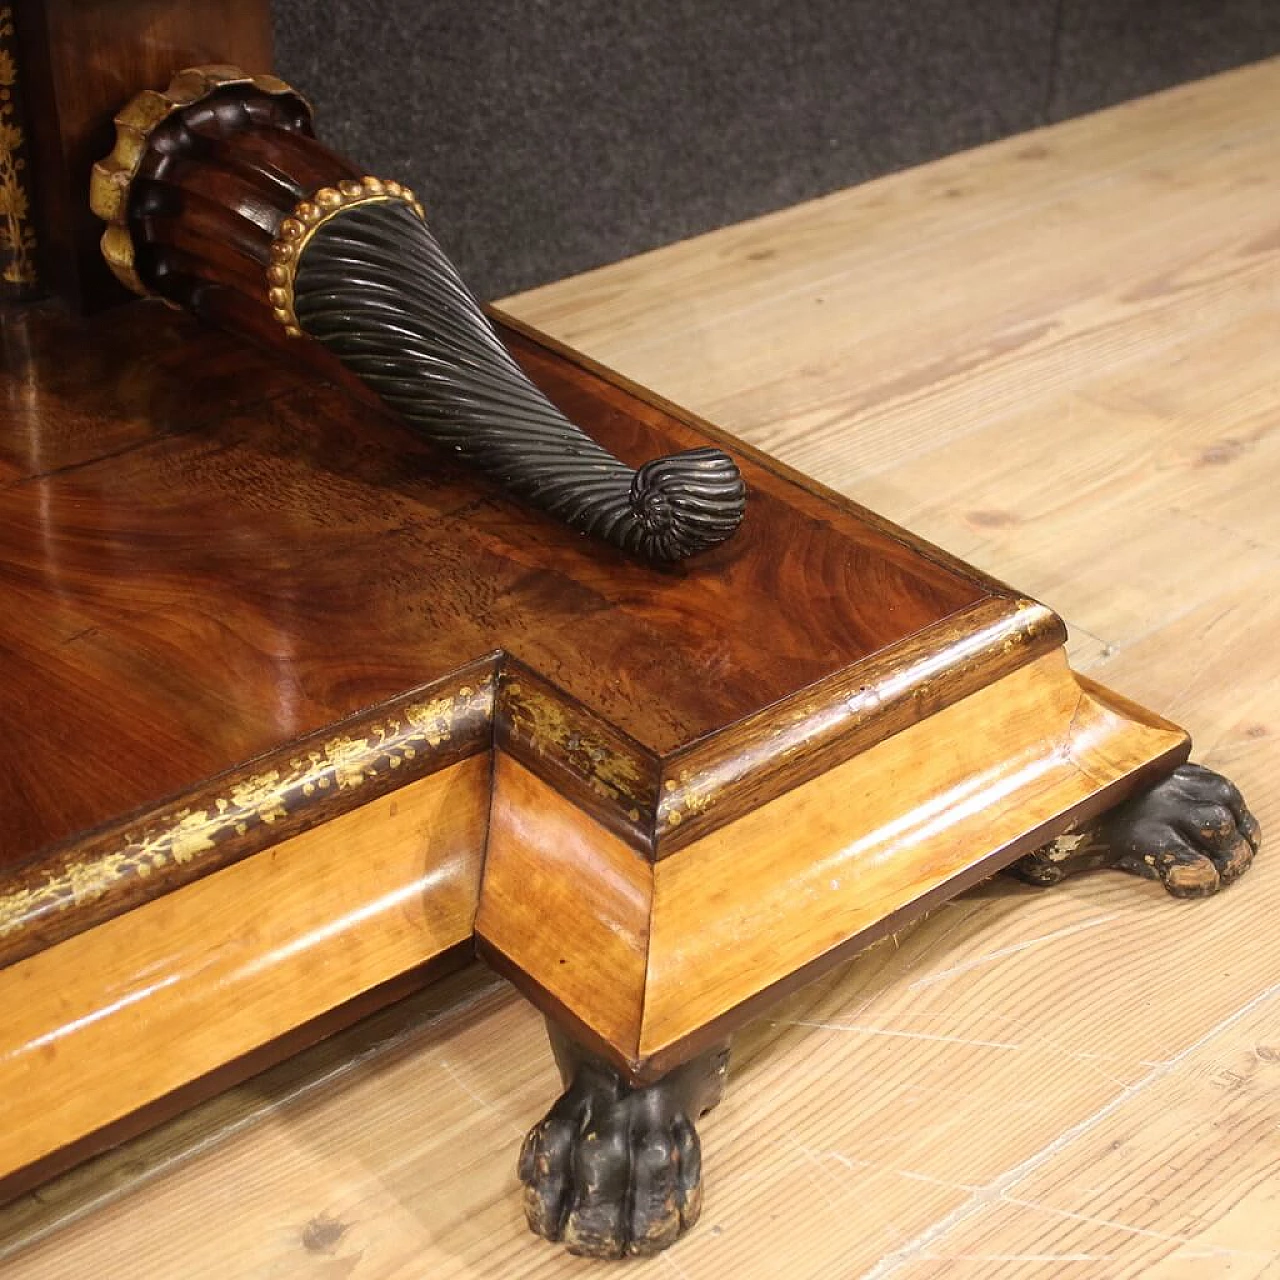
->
[289, 197, 746, 562]
[628, 447, 746, 561]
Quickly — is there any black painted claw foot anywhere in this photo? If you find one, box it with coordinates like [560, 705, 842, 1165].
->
[1008, 762, 1261, 898]
[519, 1024, 730, 1258]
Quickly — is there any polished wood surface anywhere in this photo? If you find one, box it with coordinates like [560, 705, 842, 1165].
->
[0, 201, 1095, 1203]
[0, 61, 1271, 1276]
[480, 651, 1186, 1078]
[0, 6, 40, 300]
[0, 753, 488, 1196]
[0, 65, 1124, 1212]
[0, 298, 1023, 906]
[13, 0, 273, 308]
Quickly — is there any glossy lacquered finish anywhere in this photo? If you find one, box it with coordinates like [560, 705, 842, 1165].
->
[2, 56, 1272, 1273]
[0, 288, 1133, 1200]
[88, 67, 751, 563]
[479, 650, 1188, 1079]
[0, 754, 489, 1198]
[0, 54, 1213, 1236]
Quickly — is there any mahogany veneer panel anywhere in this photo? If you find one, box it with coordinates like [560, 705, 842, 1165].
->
[0, 248, 1197, 1205]
[0, 300, 1058, 964]
[0, 286, 1187, 1185]
[14, 0, 273, 309]
[0, 302, 309, 479]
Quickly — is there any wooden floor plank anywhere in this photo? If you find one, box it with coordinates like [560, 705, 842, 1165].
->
[880, 987, 1280, 1279]
[4, 55, 1280, 1280]
[507, 63, 1280, 477]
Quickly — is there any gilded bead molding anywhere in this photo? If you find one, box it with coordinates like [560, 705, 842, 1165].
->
[267, 177, 427, 336]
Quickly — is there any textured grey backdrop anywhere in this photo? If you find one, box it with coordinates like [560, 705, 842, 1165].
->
[274, 1, 1280, 300]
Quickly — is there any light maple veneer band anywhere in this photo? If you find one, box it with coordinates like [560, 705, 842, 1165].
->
[640, 656, 1186, 1064]
[478, 650, 1188, 1077]
[1, 649, 1189, 1183]
[478, 751, 653, 1056]
[0, 755, 490, 1182]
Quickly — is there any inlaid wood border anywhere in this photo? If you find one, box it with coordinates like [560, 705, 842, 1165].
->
[0, 658, 497, 967]
[1, 590, 1065, 968]
[0, 753, 491, 1195]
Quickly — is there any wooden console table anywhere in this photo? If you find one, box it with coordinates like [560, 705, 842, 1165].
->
[1, 27, 1274, 1280]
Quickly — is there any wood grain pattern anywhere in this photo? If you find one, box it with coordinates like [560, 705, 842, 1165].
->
[4, 56, 1278, 1280]
[0, 753, 489, 1196]
[639, 655, 1187, 1070]
[480, 653, 1187, 1078]
[653, 594, 1063, 854]
[479, 753, 652, 1060]
[0, 299, 308, 478]
[14, 0, 273, 309]
[0, 660, 494, 968]
[0, 296, 1028, 893]
[495, 656, 661, 848]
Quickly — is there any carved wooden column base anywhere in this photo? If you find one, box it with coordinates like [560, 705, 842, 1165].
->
[1006, 763, 1260, 897]
[520, 1022, 730, 1258]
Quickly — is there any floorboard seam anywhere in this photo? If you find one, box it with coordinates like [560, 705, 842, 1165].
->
[856, 978, 1280, 1277]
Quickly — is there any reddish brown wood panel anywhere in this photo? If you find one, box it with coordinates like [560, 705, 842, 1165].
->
[0, 300, 307, 479]
[14, 0, 273, 308]
[0, 661, 496, 969]
[0, 299, 1007, 879]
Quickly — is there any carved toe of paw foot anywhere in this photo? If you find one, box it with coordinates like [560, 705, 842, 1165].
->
[518, 1048, 726, 1258]
[1108, 763, 1260, 896]
[1009, 762, 1261, 898]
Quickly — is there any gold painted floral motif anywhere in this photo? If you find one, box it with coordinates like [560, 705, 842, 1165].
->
[0, 7, 36, 290]
[405, 695, 459, 748]
[501, 678, 652, 814]
[0, 677, 495, 943]
[658, 769, 717, 830]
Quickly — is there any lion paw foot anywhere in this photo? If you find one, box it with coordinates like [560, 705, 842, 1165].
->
[519, 1060, 707, 1258]
[1108, 763, 1260, 897]
[1009, 762, 1260, 897]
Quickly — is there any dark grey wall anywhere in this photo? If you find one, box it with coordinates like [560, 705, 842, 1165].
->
[274, 1, 1280, 300]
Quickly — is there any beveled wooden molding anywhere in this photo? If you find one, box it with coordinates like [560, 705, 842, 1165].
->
[499, 596, 1066, 859]
[0, 755, 490, 1193]
[0, 659, 496, 968]
[653, 594, 1065, 854]
[477, 651, 1190, 1081]
[0, 942, 474, 1209]
[0, 597, 1068, 970]
[496, 656, 662, 848]
[0, 643, 1202, 1197]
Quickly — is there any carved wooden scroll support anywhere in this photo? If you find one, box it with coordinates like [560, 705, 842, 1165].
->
[90, 66, 745, 562]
